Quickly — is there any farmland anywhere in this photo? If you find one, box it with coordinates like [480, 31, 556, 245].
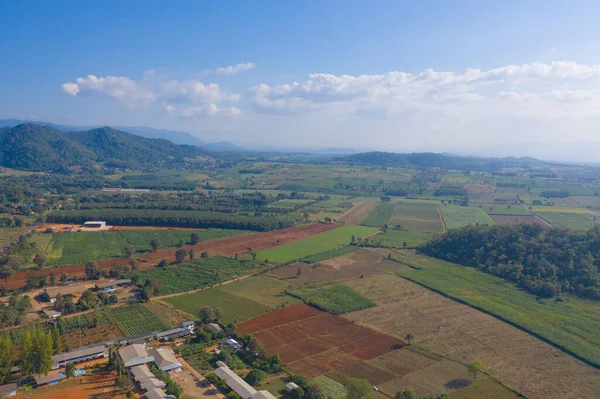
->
[489, 214, 549, 226]
[104, 304, 167, 336]
[440, 205, 495, 229]
[256, 225, 378, 263]
[288, 283, 375, 314]
[343, 260, 600, 399]
[366, 229, 434, 248]
[360, 203, 395, 227]
[337, 202, 377, 225]
[534, 211, 598, 230]
[389, 202, 444, 233]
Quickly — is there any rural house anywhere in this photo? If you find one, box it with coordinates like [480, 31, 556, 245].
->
[35, 372, 66, 387]
[148, 348, 182, 373]
[51, 345, 108, 369]
[145, 387, 176, 399]
[94, 279, 131, 292]
[155, 327, 191, 341]
[41, 284, 83, 303]
[214, 361, 276, 399]
[119, 344, 155, 368]
[206, 322, 222, 333]
[286, 382, 300, 392]
[0, 383, 16, 397]
[130, 364, 166, 390]
[83, 221, 106, 228]
[181, 320, 195, 332]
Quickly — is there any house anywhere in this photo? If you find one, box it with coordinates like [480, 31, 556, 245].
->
[41, 284, 84, 303]
[42, 308, 62, 319]
[214, 362, 275, 399]
[286, 382, 300, 392]
[145, 387, 176, 399]
[224, 338, 242, 350]
[94, 279, 131, 292]
[51, 345, 108, 369]
[206, 323, 222, 333]
[130, 364, 155, 384]
[119, 344, 154, 368]
[83, 221, 106, 229]
[155, 327, 190, 341]
[148, 348, 182, 373]
[0, 383, 16, 397]
[181, 321, 195, 332]
[35, 372, 67, 386]
[141, 377, 167, 391]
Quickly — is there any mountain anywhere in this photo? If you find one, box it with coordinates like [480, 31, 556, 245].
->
[335, 151, 540, 170]
[0, 119, 243, 151]
[0, 124, 206, 171]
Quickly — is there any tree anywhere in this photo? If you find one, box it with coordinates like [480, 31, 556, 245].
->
[48, 272, 56, 286]
[0, 266, 14, 283]
[405, 333, 414, 345]
[0, 335, 13, 384]
[60, 273, 68, 283]
[124, 245, 136, 258]
[175, 249, 188, 264]
[65, 362, 75, 378]
[177, 239, 185, 248]
[85, 260, 99, 280]
[54, 293, 65, 311]
[395, 389, 416, 399]
[21, 330, 33, 377]
[144, 278, 162, 297]
[189, 249, 196, 261]
[344, 378, 373, 399]
[199, 306, 215, 323]
[130, 258, 139, 270]
[151, 237, 161, 252]
[245, 369, 265, 385]
[52, 325, 62, 354]
[297, 267, 303, 276]
[33, 253, 48, 269]
[467, 359, 485, 381]
[191, 232, 201, 245]
[158, 259, 169, 268]
[214, 307, 223, 322]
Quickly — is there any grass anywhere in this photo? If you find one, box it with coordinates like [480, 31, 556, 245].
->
[310, 376, 347, 399]
[137, 256, 258, 295]
[104, 304, 167, 336]
[165, 275, 299, 324]
[481, 204, 533, 216]
[534, 212, 598, 230]
[288, 283, 375, 314]
[366, 230, 434, 248]
[257, 225, 379, 264]
[531, 206, 597, 215]
[389, 202, 444, 233]
[300, 246, 359, 263]
[396, 251, 600, 368]
[361, 203, 395, 227]
[440, 205, 495, 229]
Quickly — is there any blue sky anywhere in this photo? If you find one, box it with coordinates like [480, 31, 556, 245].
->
[2, 1, 600, 160]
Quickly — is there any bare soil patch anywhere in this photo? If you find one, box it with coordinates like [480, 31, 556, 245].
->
[20, 370, 125, 399]
[62, 324, 123, 350]
[237, 303, 322, 334]
[338, 202, 377, 225]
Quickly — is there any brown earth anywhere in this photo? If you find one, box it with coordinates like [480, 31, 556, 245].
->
[35, 223, 205, 233]
[62, 324, 123, 350]
[338, 202, 377, 225]
[2, 223, 339, 290]
[19, 370, 127, 399]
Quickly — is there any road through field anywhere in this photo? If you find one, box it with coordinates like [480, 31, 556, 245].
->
[436, 205, 446, 233]
[1, 223, 340, 290]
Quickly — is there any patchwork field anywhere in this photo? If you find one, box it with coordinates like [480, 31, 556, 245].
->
[360, 203, 395, 227]
[337, 202, 378, 225]
[440, 205, 495, 229]
[256, 225, 378, 263]
[389, 202, 444, 233]
[534, 211, 598, 230]
[489, 214, 550, 226]
[342, 271, 600, 399]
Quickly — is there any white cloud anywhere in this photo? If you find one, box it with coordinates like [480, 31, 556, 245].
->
[61, 73, 240, 117]
[214, 62, 256, 75]
[248, 61, 600, 120]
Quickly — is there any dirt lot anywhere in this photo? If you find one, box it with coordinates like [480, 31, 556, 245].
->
[268, 249, 401, 283]
[20, 370, 126, 399]
[337, 202, 377, 225]
[2, 223, 339, 290]
[489, 214, 551, 226]
[342, 274, 600, 399]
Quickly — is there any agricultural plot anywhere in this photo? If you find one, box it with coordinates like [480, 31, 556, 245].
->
[366, 229, 434, 248]
[343, 261, 600, 399]
[530, 205, 598, 215]
[481, 204, 532, 215]
[360, 203, 395, 227]
[256, 225, 378, 264]
[143, 301, 187, 328]
[267, 199, 315, 209]
[288, 283, 375, 314]
[489, 215, 550, 226]
[310, 376, 347, 399]
[337, 202, 378, 225]
[311, 195, 353, 208]
[440, 205, 495, 229]
[535, 211, 598, 230]
[449, 377, 521, 399]
[105, 304, 167, 336]
[389, 202, 444, 233]
[61, 324, 123, 350]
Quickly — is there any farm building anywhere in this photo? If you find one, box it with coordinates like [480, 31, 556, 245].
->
[35, 372, 66, 387]
[145, 387, 176, 399]
[83, 221, 106, 228]
[130, 364, 155, 383]
[148, 348, 182, 373]
[155, 327, 191, 341]
[182, 321, 195, 331]
[118, 331, 159, 346]
[286, 382, 300, 392]
[42, 308, 61, 319]
[214, 362, 276, 399]
[51, 345, 108, 369]
[95, 279, 131, 292]
[0, 383, 16, 397]
[206, 323, 222, 333]
[224, 338, 242, 350]
[119, 344, 155, 368]
[41, 284, 84, 302]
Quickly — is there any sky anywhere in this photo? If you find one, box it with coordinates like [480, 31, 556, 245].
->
[2, 0, 600, 161]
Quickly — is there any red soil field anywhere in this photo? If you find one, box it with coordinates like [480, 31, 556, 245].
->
[2, 223, 339, 290]
[237, 304, 406, 378]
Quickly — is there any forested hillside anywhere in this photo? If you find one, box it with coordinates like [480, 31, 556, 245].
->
[422, 224, 600, 299]
[0, 124, 206, 171]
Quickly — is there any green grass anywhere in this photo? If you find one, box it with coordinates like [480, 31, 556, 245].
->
[217, 276, 301, 308]
[300, 246, 359, 263]
[104, 304, 167, 336]
[310, 376, 348, 399]
[137, 256, 258, 295]
[257, 225, 379, 264]
[366, 230, 434, 248]
[118, 228, 250, 251]
[288, 283, 375, 314]
[396, 251, 600, 368]
[361, 203, 395, 227]
[449, 377, 521, 399]
[481, 204, 533, 216]
[535, 212, 598, 231]
[389, 202, 444, 233]
[440, 205, 495, 229]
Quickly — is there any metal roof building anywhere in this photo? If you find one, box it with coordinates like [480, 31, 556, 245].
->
[155, 327, 190, 341]
[214, 362, 276, 399]
[0, 383, 16, 397]
[130, 364, 155, 383]
[35, 372, 67, 386]
[148, 348, 182, 373]
[119, 344, 154, 368]
[145, 387, 176, 399]
[51, 345, 108, 369]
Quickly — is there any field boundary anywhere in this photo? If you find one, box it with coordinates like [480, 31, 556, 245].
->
[393, 265, 600, 371]
[436, 205, 446, 233]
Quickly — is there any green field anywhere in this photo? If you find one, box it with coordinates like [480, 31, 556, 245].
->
[389, 202, 444, 233]
[440, 205, 495, 229]
[28, 228, 249, 267]
[137, 256, 258, 295]
[366, 230, 434, 248]
[396, 251, 600, 367]
[288, 283, 375, 314]
[310, 376, 347, 399]
[535, 212, 598, 231]
[104, 304, 167, 336]
[481, 204, 533, 216]
[165, 275, 299, 324]
[361, 203, 395, 227]
[257, 225, 379, 263]
[267, 199, 315, 209]
[300, 246, 359, 263]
